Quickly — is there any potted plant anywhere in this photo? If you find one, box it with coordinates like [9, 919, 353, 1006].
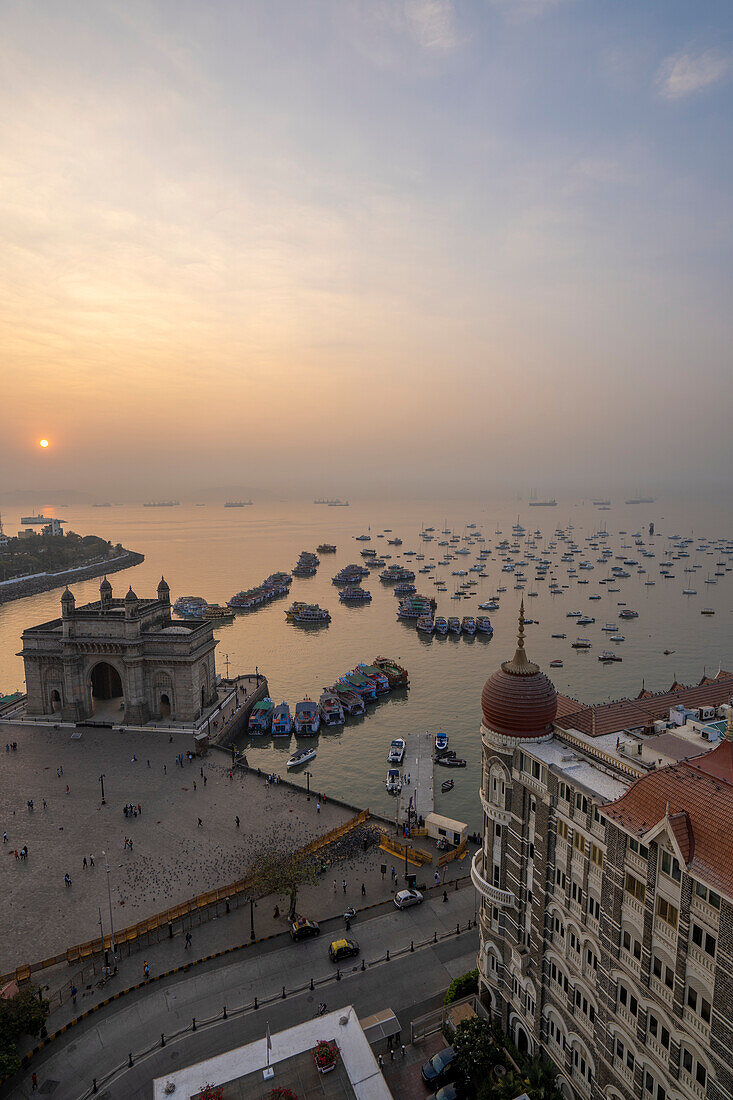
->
[269, 1088, 299, 1100]
[313, 1039, 339, 1074]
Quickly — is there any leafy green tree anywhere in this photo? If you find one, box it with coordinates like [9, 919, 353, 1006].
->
[453, 1017, 503, 1090]
[0, 987, 49, 1079]
[444, 968, 478, 1004]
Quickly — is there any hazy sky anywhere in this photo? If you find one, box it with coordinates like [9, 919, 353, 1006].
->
[2, 0, 732, 497]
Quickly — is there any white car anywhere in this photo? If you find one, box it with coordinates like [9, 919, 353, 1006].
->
[394, 889, 424, 910]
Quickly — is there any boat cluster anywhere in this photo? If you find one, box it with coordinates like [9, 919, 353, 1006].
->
[417, 614, 493, 638]
[292, 550, 320, 577]
[228, 572, 292, 611]
[248, 658, 409, 742]
[172, 596, 235, 622]
[285, 601, 331, 625]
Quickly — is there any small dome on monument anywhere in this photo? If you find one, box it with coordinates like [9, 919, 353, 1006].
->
[481, 602, 557, 740]
[61, 586, 74, 605]
[157, 576, 170, 600]
[124, 586, 138, 603]
[100, 576, 112, 594]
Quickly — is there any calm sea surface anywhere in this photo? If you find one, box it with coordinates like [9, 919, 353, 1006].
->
[1, 497, 731, 831]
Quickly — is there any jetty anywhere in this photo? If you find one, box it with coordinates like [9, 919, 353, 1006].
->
[398, 731, 434, 826]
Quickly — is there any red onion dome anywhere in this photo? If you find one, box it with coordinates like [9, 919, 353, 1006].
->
[481, 603, 557, 739]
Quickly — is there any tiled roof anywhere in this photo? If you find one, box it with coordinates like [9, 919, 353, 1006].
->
[555, 671, 733, 738]
[604, 738, 733, 898]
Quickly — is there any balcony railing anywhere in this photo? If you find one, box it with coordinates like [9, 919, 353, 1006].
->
[471, 852, 515, 907]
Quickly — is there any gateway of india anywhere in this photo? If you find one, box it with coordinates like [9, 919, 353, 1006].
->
[19, 577, 218, 725]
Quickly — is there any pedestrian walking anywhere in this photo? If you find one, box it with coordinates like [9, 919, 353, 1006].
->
[184, 931, 192, 950]
[42, 798, 47, 809]
[316, 801, 321, 813]
[361, 883, 366, 896]
[235, 816, 240, 828]
[147, 760, 151, 768]
[71, 985, 77, 1005]
[64, 873, 72, 887]
[143, 961, 150, 979]
[163, 764, 167, 775]
[434, 871, 440, 885]
[65, 785, 70, 795]
[82, 856, 87, 869]
[2, 833, 6, 844]
[90, 854, 94, 866]
[200, 767, 204, 777]
[203, 775, 207, 786]
[333, 880, 337, 892]
[193, 781, 197, 791]
[31, 1072, 38, 1091]
[401, 1044, 406, 1058]
[378, 1054, 384, 1070]
[443, 890, 448, 903]
[198, 818, 203, 827]
[342, 879, 347, 894]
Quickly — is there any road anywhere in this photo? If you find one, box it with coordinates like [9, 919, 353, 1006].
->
[9, 885, 479, 1100]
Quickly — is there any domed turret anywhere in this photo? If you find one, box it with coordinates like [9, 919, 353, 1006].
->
[481, 602, 557, 740]
[157, 576, 170, 605]
[61, 586, 75, 617]
[100, 576, 112, 610]
[124, 585, 137, 603]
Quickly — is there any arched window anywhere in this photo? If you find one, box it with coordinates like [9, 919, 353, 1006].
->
[685, 975, 712, 1026]
[680, 1044, 708, 1091]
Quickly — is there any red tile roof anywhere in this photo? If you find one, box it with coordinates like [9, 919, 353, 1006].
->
[555, 671, 733, 738]
[605, 738, 733, 898]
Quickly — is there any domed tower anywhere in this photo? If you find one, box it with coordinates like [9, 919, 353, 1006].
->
[473, 602, 557, 1029]
[100, 576, 112, 611]
[157, 576, 170, 605]
[124, 586, 138, 620]
[61, 586, 75, 617]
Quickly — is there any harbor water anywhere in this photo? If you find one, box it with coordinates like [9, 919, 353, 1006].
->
[1, 495, 731, 831]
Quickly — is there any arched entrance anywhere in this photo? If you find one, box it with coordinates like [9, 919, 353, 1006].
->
[90, 662, 124, 718]
[50, 689, 62, 713]
[515, 1022, 530, 1055]
[160, 693, 171, 719]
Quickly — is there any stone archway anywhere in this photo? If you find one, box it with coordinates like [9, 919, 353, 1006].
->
[515, 1021, 530, 1055]
[160, 693, 171, 719]
[50, 689, 62, 713]
[90, 661, 124, 718]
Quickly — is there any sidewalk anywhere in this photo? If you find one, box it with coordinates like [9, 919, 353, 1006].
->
[42, 851, 474, 1031]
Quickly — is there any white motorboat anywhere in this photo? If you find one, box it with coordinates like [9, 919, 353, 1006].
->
[287, 747, 317, 769]
[386, 768, 402, 793]
[388, 738, 406, 764]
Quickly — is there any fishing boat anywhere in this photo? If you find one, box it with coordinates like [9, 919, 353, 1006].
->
[476, 617, 493, 635]
[571, 638, 592, 649]
[386, 768, 402, 793]
[387, 537, 402, 546]
[287, 747, 317, 769]
[435, 732, 448, 752]
[551, 633, 566, 639]
[549, 660, 564, 668]
[478, 601, 499, 611]
[248, 698, 274, 734]
[447, 617, 461, 634]
[294, 698, 320, 736]
[272, 702, 293, 736]
[317, 544, 337, 553]
[436, 755, 467, 768]
[372, 657, 409, 688]
[599, 651, 622, 662]
[356, 534, 371, 542]
[441, 779, 455, 793]
[434, 616, 448, 634]
[416, 616, 435, 634]
[577, 616, 595, 626]
[619, 609, 639, 619]
[330, 685, 365, 715]
[388, 738, 406, 764]
[701, 607, 715, 615]
[461, 616, 477, 635]
[318, 690, 345, 726]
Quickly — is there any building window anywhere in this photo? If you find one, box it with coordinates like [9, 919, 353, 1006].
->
[495, 822, 502, 837]
[681, 1047, 707, 1089]
[694, 881, 721, 909]
[652, 955, 674, 989]
[593, 805, 606, 827]
[530, 797, 536, 815]
[532, 759, 543, 782]
[615, 1036, 635, 1072]
[550, 961, 569, 994]
[587, 895, 600, 921]
[573, 832, 585, 855]
[622, 929, 642, 960]
[691, 922, 716, 957]
[628, 837, 649, 859]
[553, 914, 565, 938]
[648, 1012, 670, 1050]
[547, 1016, 565, 1049]
[575, 987, 595, 1023]
[624, 872, 646, 903]
[556, 868, 567, 889]
[559, 782, 570, 802]
[529, 841, 534, 859]
[618, 984, 638, 1016]
[558, 819, 570, 843]
[656, 896, 679, 930]
[575, 793, 589, 814]
[590, 843, 604, 868]
[660, 850, 681, 882]
[686, 985, 712, 1024]
[571, 880, 583, 906]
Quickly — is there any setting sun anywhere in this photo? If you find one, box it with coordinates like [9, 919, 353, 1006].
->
[39, 439, 49, 448]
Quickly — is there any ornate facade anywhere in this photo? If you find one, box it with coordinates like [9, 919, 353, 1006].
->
[20, 577, 218, 725]
[475, 603, 733, 1100]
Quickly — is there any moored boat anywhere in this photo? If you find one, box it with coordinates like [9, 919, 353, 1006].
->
[386, 768, 402, 793]
[388, 738, 406, 764]
[329, 685, 365, 715]
[461, 616, 477, 635]
[287, 747, 317, 769]
[372, 657, 409, 688]
[476, 616, 493, 635]
[272, 702, 293, 736]
[318, 690, 345, 726]
[294, 698, 320, 735]
[248, 698, 274, 734]
[447, 617, 461, 634]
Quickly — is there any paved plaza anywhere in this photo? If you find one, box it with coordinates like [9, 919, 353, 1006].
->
[0, 721, 356, 974]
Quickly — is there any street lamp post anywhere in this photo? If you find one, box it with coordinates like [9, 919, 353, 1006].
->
[249, 898, 256, 940]
[305, 770, 312, 801]
[99, 773, 106, 804]
[102, 850, 117, 967]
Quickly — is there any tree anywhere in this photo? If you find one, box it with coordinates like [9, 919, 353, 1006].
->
[0, 987, 49, 1078]
[444, 968, 478, 1004]
[246, 846, 319, 920]
[453, 1017, 503, 1089]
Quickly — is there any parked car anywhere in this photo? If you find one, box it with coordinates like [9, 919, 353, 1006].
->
[421, 1046, 456, 1086]
[328, 938, 360, 962]
[426, 1084, 463, 1100]
[290, 917, 320, 941]
[394, 888, 424, 910]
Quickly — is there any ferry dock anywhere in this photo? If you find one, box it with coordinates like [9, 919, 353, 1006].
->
[398, 731, 434, 826]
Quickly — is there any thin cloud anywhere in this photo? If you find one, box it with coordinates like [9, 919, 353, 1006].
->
[656, 49, 731, 100]
[404, 0, 458, 51]
[485, 0, 572, 23]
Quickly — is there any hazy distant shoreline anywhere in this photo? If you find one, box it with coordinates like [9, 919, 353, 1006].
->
[0, 549, 145, 604]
